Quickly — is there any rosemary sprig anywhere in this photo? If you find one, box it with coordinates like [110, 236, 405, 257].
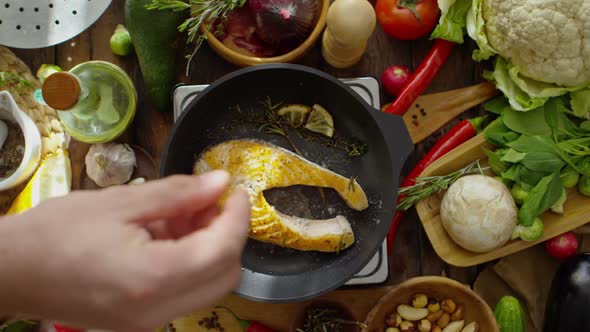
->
[0, 72, 33, 92]
[396, 160, 489, 211]
[146, 0, 248, 75]
[296, 307, 367, 332]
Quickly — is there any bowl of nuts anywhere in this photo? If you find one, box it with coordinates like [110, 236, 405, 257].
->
[362, 276, 498, 332]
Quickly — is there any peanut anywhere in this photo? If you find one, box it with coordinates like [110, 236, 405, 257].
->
[412, 294, 429, 308]
[450, 305, 464, 321]
[441, 299, 457, 314]
[437, 313, 450, 329]
[426, 310, 443, 322]
[400, 321, 416, 332]
[418, 319, 432, 332]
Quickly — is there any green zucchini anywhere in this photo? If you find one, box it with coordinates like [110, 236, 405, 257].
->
[124, 0, 183, 112]
[494, 296, 525, 332]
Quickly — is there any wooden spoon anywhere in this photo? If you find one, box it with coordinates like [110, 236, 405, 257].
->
[381, 82, 498, 144]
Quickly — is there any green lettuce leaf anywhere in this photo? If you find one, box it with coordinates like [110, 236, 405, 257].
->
[431, 0, 472, 43]
[466, 0, 496, 61]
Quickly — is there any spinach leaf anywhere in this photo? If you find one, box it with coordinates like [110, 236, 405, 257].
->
[484, 96, 510, 115]
[502, 106, 551, 135]
[502, 164, 523, 182]
[507, 135, 558, 154]
[545, 97, 584, 139]
[484, 148, 508, 175]
[484, 118, 521, 147]
[519, 166, 552, 186]
[521, 151, 565, 172]
[577, 157, 590, 175]
[501, 149, 527, 163]
[518, 172, 563, 226]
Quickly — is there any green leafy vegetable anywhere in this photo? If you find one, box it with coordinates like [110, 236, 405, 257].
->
[521, 151, 565, 172]
[570, 89, 590, 119]
[485, 117, 521, 147]
[510, 182, 529, 205]
[518, 172, 563, 226]
[502, 106, 551, 135]
[550, 188, 567, 214]
[581, 121, 590, 132]
[500, 149, 527, 163]
[484, 96, 511, 115]
[501, 164, 522, 183]
[484, 148, 508, 174]
[560, 166, 580, 188]
[512, 217, 544, 242]
[519, 166, 551, 187]
[579, 175, 590, 196]
[431, 0, 471, 43]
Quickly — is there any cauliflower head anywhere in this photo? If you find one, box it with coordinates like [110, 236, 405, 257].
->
[482, 0, 590, 87]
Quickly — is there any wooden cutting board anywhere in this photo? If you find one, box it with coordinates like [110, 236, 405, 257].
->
[382, 82, 498, 144]
[415, 134, 590, 267]
[214, 286, 394, 331]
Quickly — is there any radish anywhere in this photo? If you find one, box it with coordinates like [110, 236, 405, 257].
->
[545, 232, 579, 260]
[381, 65, 412, 97]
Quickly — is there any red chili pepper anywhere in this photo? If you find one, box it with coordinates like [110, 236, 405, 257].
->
[215, 306, 277, 332]
[240, 320, 277, 332]
[383, 39, 455, 116]
[386, 116, 485, 255]
[53, 324, 83, 332]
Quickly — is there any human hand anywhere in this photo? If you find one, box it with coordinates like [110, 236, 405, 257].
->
[0, 171, 251, 332]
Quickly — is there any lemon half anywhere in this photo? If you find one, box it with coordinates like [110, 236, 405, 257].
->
[7, 148, 71, 215]
[277, 104, 311, 128]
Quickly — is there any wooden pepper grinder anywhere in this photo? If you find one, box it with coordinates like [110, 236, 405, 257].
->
[321, 0, 376, 68]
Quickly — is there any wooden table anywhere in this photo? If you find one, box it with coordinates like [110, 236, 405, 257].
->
[9, 0, 489, 329]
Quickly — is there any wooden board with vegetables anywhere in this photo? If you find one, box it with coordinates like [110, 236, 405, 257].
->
[4, 0, 590, 331]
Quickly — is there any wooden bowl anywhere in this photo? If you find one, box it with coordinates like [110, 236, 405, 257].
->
[291, 299, 361, 332]
[202, 0, 329, 67]
[415, 134, 590, 267]
[363, 276, 499, 332]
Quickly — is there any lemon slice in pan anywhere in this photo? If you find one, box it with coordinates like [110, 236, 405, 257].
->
[304, 104, 334, 137]
[277, 104, 311, 127]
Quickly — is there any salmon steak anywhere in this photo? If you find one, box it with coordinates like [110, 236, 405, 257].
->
[193, 139, 369, 252]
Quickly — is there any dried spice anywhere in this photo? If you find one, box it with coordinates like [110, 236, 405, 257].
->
[0, 121, 25, 178]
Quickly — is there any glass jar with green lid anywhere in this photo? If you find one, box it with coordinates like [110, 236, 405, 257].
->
[41, 61, 137, 144]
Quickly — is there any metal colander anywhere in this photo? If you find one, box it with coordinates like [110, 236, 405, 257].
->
[0, 0, 112, 49]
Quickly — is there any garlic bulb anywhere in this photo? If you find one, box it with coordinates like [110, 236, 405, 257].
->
[85, 143, 136, 187]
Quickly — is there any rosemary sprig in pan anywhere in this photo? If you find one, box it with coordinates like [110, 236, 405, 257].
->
[146, 0, 247, 75]
[396, 160, 489, 211]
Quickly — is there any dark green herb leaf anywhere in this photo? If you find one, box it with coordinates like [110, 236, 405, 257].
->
[484, 148, 508, 175]
[521, 151, 565, 172]
[484, 96, 510, 114]
[518, 172, 563, 226]
[502, 106, 551, 135]
[500, 148, 527, 163]
[484, 118, 521, 147]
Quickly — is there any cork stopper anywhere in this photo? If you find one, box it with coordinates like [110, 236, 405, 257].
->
[42, 72, 81, 110]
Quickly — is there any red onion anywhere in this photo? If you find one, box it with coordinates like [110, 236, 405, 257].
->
[248, 0, 319, 46]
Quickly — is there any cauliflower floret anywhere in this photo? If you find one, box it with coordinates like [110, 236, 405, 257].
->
[483, 0, 590, 87]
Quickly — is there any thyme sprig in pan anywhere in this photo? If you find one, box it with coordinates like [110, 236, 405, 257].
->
[396, 160, 489, 211]
[235, 97, 368, 159]
[296, 307, 367, 332]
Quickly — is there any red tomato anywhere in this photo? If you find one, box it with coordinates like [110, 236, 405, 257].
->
[375, 0, 440, 40]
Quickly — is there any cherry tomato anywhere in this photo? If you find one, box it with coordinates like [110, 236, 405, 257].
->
[376, 0, 440, 40]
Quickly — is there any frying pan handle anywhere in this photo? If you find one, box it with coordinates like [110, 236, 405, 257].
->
[371, 109, 414, 174]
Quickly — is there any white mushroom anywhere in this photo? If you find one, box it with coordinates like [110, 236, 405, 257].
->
[440, 175, 517, 253]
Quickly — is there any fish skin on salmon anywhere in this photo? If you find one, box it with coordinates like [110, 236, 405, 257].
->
[193, 139, 369, 252]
